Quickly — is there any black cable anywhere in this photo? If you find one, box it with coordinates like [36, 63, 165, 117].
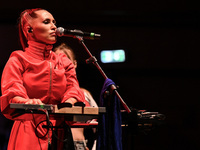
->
[33, 109, 68, 143]
[31, 110, 46, 150]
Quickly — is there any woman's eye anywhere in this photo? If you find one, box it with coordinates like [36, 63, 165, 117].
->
[53, 20, 57, 26]
[43, 19, 56, 25]
[43, 19, 50, 24]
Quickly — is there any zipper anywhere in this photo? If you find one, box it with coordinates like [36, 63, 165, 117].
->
[49, 60, 52, 99]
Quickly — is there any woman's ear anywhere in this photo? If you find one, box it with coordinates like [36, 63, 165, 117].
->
[27, 26, 32, 33]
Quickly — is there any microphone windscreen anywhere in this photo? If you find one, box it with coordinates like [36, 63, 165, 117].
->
[56, 27, 65, 36]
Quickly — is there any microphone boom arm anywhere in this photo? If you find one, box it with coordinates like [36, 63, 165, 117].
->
[74, 35, 131, 113]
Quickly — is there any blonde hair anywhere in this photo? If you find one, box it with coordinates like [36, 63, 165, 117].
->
[54, 43, 76, 60]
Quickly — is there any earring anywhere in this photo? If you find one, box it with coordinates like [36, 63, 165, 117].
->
[28, 28, 32, 33]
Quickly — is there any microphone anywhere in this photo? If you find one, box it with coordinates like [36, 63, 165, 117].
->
[56, 27, 101, 39]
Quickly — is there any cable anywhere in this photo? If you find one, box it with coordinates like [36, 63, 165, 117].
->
[33, 109, 68, 143]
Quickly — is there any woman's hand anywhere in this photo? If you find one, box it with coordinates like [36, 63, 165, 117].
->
[12, 96, 43, 105]
[65, 98, 77, 105]
[25, 98, 43, 104]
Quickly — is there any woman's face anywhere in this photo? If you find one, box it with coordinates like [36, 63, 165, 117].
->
[29, 10, 57, 44]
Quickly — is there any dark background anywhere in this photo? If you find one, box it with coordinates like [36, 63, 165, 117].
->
[1, 0, 200, 150]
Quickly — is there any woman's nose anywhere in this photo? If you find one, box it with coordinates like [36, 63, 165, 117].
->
[51, 23, 57, 30]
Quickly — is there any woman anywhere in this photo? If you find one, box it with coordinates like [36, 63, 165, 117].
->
[0, 8, 89, 150]
[54, 43, 98, 150]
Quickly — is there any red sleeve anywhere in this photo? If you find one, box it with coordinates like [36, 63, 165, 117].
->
[0, 52, 29, 115]
[59, 53, 90, 106]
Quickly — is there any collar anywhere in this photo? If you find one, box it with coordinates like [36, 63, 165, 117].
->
[25, 41, 53, 60]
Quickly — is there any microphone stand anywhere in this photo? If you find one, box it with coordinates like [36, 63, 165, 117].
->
[74, 35, 131, 113]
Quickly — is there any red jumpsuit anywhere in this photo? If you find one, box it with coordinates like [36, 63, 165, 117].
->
[0, 41, 89, 150]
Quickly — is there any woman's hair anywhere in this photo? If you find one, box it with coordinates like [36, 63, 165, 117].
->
[54, 43, 76, 60]
[18, 8, 43, 50]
